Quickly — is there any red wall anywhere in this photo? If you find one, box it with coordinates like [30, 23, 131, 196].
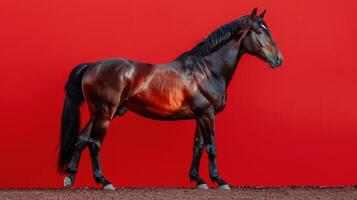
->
[1, 0, 357, 188]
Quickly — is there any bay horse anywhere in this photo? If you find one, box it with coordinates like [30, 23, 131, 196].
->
[58, 8, 283, 190]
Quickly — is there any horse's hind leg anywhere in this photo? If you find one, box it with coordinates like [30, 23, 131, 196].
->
[64, 122, 93, 188]
[87, 104, 117, 190]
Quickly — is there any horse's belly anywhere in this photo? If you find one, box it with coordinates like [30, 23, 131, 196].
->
[126, 90, 193, 120]
[124, 67, 197, 120]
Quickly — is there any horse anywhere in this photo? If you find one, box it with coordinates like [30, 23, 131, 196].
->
[58, 8, 283, 190]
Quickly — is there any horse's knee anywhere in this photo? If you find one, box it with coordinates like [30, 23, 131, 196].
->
[206, 144, 216, 158]
[193, 143, 204, 156]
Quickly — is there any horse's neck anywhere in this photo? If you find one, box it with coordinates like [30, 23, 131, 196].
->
[205, 39, 245, 86]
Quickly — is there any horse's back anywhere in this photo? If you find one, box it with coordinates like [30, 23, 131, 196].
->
[84, 58, 147, 79]
[81, 58, 154, 116]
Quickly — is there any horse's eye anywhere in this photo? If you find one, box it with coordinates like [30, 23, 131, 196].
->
[256, 30, 262, 35]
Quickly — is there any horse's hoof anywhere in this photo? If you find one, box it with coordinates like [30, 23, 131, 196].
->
[197, 184, 209, 189]
[218, 184, 231, 190]
[103, 184, 116, 190]
[64, 176, 72, 188]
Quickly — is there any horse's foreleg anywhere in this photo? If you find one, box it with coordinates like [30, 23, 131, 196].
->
[197, 109, 230, 190]
[205, 133, 230, 189]
[64, 122, 93, 188]
[88, 117, 115, 190]
[189, 124, 208, 189]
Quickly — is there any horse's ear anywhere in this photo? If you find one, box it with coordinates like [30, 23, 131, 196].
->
[250, 8, 258, 21]
[259, 9, 266, 19]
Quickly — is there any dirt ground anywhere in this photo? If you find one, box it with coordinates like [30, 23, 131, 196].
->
[1, 187, 357, 200]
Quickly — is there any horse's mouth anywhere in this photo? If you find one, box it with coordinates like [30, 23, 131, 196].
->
[269, 62, 279, 68]
[268, 60, 282, 69]
[260, 55, 282, 69]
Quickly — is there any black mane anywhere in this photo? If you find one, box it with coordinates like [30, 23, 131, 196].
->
[176, 16, 248, 60]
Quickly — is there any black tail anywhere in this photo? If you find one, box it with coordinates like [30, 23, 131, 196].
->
[58, 63, 90, 174]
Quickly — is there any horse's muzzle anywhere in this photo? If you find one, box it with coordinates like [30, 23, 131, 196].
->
[268, 54, 283, 68]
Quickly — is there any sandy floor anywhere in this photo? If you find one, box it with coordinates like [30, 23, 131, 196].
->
[1, 187, 357, 200]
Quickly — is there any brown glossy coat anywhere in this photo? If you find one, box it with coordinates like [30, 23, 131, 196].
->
[58, 8, 283, 189]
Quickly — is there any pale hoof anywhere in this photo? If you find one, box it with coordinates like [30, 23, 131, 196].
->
[64, 177, 72, 188]
[218, 184, 231, 190]
[103, 184, 116, 190]
[197, 184, 209, 189]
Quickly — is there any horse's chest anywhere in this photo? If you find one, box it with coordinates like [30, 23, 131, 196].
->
[215, 93, 227, 113]
[195, 78, 227, 113]
[200, 91, 227, 113]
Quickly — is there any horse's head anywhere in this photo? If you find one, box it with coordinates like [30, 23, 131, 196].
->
[242, 8, 283, 68]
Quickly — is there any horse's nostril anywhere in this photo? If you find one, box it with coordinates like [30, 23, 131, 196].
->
[275, 55, 283, 65]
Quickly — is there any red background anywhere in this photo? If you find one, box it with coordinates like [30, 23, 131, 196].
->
[0, 0, 357, 188]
